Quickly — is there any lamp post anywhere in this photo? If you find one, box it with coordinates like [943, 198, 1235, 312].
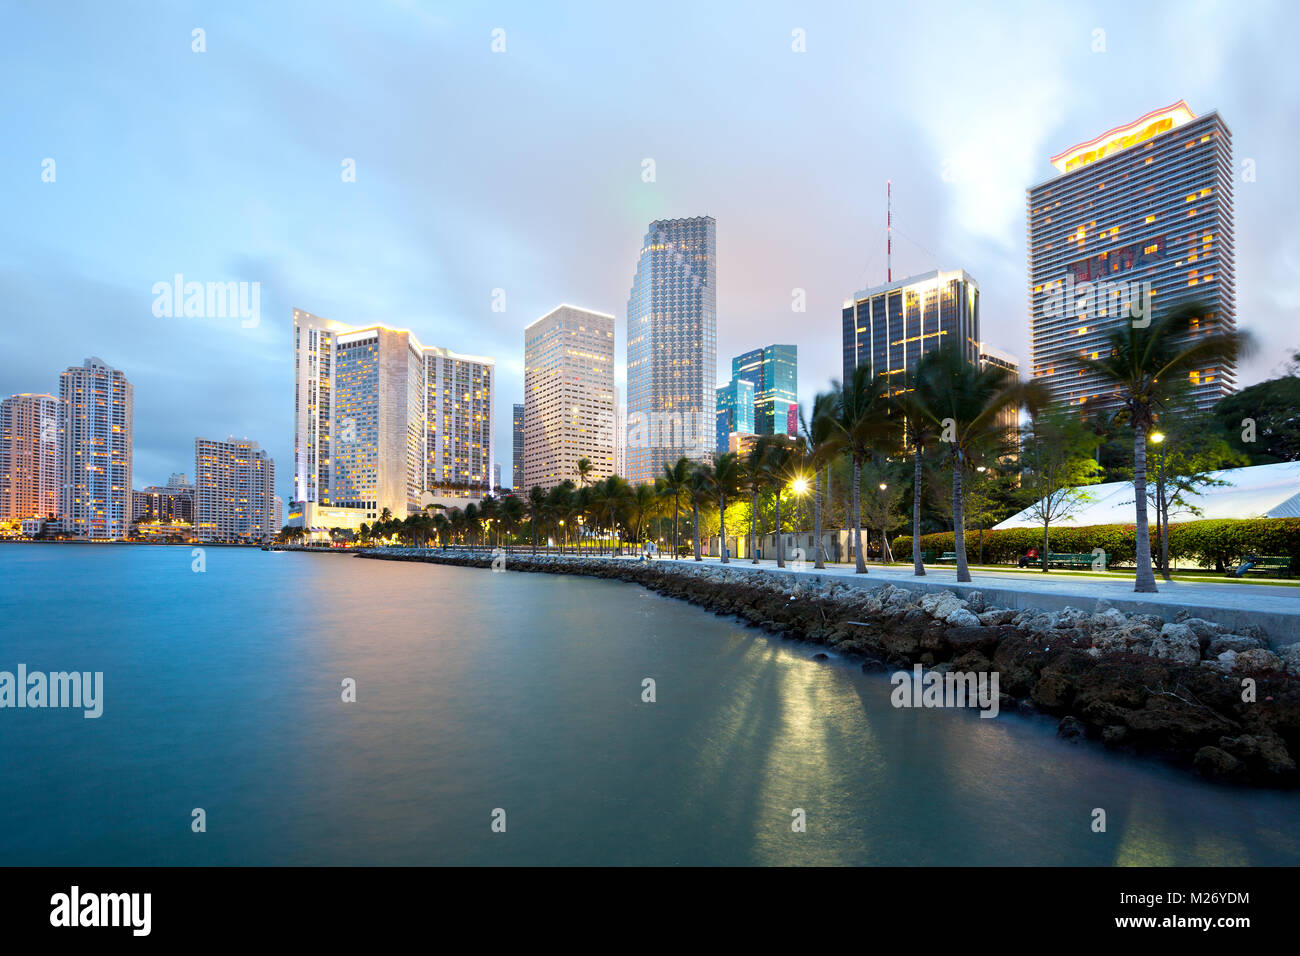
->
[1150, 431, 1169, 581]
[975, 465, 987, 566]
[878, 483, 891, 565]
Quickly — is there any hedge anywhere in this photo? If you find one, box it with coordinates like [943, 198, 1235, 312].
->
[891, 517, 1300, 570]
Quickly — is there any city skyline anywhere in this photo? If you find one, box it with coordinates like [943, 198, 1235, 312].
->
[6, 2, 1297, 505]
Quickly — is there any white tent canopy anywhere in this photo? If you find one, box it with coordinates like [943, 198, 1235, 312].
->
[992, 461, 1300, 530]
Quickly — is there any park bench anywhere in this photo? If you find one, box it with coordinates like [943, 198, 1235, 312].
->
[1232, 555, 1292, 578]
[1046, 552, 1102, 569]
[937, 552, 959, 563]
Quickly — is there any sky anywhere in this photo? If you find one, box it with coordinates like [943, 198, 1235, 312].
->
[3, 0, 1298, 498]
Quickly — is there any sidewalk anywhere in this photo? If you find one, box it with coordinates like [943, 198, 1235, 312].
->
[611, 552, 1300, 645]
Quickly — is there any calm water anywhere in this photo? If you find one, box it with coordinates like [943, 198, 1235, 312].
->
[1, 544, 1297, 866]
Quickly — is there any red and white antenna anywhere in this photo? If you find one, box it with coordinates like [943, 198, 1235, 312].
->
[886, 180, 893, 283]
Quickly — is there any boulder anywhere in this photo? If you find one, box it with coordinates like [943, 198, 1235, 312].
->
[1283, 643, 1300, 678]
[1150, 623, 1201, 664]
[964, 590, 986, 613]
[1234, 648, 1284, 673]
[1057, 716, 1087, 741]
[1207, 634, 1265, 657]
[978, 607, 1016, 626]
[1194, 745, 1244, 781]
[944, 607, 982, 628]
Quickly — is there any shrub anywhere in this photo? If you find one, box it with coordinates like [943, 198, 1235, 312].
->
[892, 517, 1300, 570]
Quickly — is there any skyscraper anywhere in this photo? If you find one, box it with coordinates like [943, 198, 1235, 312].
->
[0, 393, 60, 521]
[512, 402, 525, 490]
[625, 216, 716, 484]
[715, 377, 755, 456]
[1028, 101, 1235, 413]
[731, 345, 797, 437]
[842, 270, 980, 389]
[194, 436, 276, 543]
[523, 304, 615, 491]
[292, 309, 493, 530]
[58, 357, 133, 539]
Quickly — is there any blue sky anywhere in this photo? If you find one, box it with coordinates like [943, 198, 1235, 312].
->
[3, 0, 1297, 496]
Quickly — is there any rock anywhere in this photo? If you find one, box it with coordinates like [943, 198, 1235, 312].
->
[931, 594, 967, 621]
[1233, 648, 1284, 673]
[1017, 698, 1040, 716]
[1057, 716, 1087, 741]
[978, 607, 1016, 626]
[860, 656, 889, 673]
[1102, 725, 1128, 747]
[919, 590, 955, 614]
[1091, 607, 1128, 631]
[1208, 634, 1265, 657]
[964, 590, 986, 613]
[1179, 617, 1227, 648]
[1194, 745, 1244, 781]
[1218, 733, 1297, 778]
[944, 607, 982, 628]
[1056, 606, 1090, 629]
[1095, 598, 1115, 613]
[1283, 643, 1300, 677]
[811, 652, 829, 661]
[1150, 623, 1201, 664]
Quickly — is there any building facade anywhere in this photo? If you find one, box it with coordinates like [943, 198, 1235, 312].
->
[842, 270, 981, 390]
[58, 357, 133, 539]
[715, 377, 755, 456]
[1027, 101, 1235, 414]
[291, 309, 493, 531]
[625, 216, 717, 484]
[132, 483, 194, 524]
[0, 393, 60, 521]
[523, 304, 615, 491]
[194, 437, 276, 542]
[731, 345, 797, 437]
[512, 402, 525, 490]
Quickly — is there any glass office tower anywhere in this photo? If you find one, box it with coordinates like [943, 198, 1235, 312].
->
[731, 344, 797, 437]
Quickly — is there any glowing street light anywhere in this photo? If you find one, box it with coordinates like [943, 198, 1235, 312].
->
[791, 477, 809, 495]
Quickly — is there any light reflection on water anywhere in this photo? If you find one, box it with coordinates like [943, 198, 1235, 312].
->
[1, 545, 1297, 866]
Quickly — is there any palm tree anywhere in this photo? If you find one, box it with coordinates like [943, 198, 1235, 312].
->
[709, 452, 743, 563]
[686, 463, 712, 561]
[894, 372, 943, 577]
[740, 440, 770, 563]
[801, 394, 838, 570]
[823, 365, 901, 574]
[575, 457, 593, 489]
[499, 495, 524, 552]
[911, 342, 1047, 584]
[478, 495, 499, 549]
[526, 486, 546, 554]
[596, 475, 633, 556]
[763, 440, 806, 569]
[1079, 302, 1248, 592]
[659, 457, 691, 559]
[463, 502, 480, 548]
[629, 482, 658, 552]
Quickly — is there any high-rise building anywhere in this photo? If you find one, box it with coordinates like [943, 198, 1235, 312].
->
[523, 304, 616, 491]
[614, 388, 626, 478]
[731, 345, 797, 437]
[58, 357, 133, 539]
[625, 216, 716, 484]
[0, 393, 60, 521]
[194, 437, 276, 543]
[512, 403, 525, 490]
[1028, 101, 1235, 413]
[132, 483, 194, 524]
[979, 344, 1022, 457]
[715, 377, 755, 456]
[291, 309, 494, 530]
[167, 473, 190, 488]
[842, 270, 980, 390]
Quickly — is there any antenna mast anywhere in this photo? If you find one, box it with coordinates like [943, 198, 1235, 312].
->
[887, 180, 892, 283]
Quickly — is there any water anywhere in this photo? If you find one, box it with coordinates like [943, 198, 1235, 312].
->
[1, 544, 1297, 866]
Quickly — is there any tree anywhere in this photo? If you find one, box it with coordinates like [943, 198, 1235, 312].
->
[686, 464, 712, 561]
[629, 483, 658, 551]
[1214, 374, 1300, 464]
[659, 457, 691, 559]
[740, 440, 771, 563]
[526, 486, 546, 554]
[499, 495, 524, 552]
[912, 342, 1046, 583]
[1080, 301, 1248, 592]
[709, 452, 743, 563]
[823, 365, 901, 574]
[1020, 408, 1105, 572]
[575, 457, 593, 488]
[895, 369, 943, 575]
[802, 393, 838, 569]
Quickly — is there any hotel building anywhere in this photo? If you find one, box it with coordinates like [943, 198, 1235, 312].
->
[841, 270, 981, 389]
[523, 304, 616, 491]
[625, 216, 717, 483]
[58, 357, 133, 539]
[1027, 101, 1235, 414]
[512, 403, 525, 490]
[0, 393, 60, 521]
[732, 345, 797, 437]
[715, 377, 755, 456]
[291, 309, 494, 531]
[132, 481, 194, 525]
[194, 437, 276, 543]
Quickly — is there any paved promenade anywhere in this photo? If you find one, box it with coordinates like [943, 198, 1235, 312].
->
[595, 552, 1300, 644]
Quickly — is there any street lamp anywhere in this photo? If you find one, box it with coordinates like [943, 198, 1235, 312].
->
[878, 483, 890, 565]
[1150, 431, 1168, 580]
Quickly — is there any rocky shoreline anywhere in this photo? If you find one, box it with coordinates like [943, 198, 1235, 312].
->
[358, 548, 1300, 788]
